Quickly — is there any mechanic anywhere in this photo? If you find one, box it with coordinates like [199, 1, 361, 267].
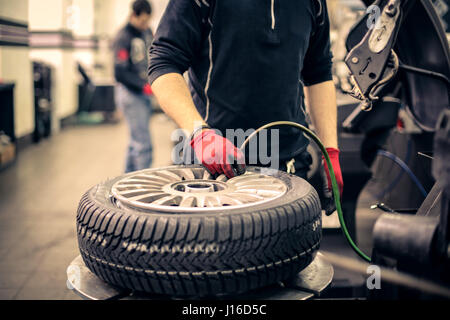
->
[113, 0, 155, 173]
[148, 0, 343, 195]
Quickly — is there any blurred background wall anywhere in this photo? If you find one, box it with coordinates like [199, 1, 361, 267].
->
[0, 0, 34, 139]
[0, 0, 170, 142]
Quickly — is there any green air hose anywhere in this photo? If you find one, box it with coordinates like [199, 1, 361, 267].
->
[240, 121, 372, 262]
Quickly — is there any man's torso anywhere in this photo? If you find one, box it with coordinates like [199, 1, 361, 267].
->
[188, 0, 319, 158]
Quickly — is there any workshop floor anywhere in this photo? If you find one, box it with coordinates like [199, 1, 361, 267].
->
[0, 110, 378, 300]
[0, 113, 177, 300]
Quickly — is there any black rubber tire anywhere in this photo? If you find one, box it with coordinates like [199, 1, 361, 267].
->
[76, 165, 322, 297]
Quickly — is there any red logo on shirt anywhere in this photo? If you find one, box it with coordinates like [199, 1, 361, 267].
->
[117, 49, 129, 62]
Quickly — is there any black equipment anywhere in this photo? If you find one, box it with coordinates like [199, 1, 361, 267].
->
[33, 61, 53, 143]
[77, 62, 116, 114]
[342, 0, 450, 299]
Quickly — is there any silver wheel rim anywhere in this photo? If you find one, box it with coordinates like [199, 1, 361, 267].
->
[111, 167, 288, 213]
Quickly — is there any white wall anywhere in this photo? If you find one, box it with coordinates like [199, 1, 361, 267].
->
[71, 0, 97, 87]
[28, 0, 70, 31]
[112, 0, 134, 36]
[0, 47, 34, 138]
[0, 0, 29, 21]
[29, 0, 78, 128]
[149, 0, 170, 32]
[72, 0, 95, 37]
[0, 0, 34, 139]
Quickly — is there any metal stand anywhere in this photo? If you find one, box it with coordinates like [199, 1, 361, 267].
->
[67, 252, 333, 300]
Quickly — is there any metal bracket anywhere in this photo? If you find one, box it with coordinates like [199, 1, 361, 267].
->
[344, 0, 403, 110]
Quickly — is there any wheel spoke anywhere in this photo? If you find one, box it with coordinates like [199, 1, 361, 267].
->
[136, 174, 173, 184]
[118, 179, 165, 186]
[178, 168, 196, 180]
[129, 192, 168, 202]
[179, 196, 196, 207]
[196, 196, 206, 208]
[116, 182, 163, 189]
[216, 174, 228, 182]
[115, 188, 161, 195]
[229, 192, 265, 203]
[205, 196, 220, 207]
[219, 195, 243, 206]
[202, 170, 213, 180]
[151, 195, 181, 206]
[152, 170, 183, 182]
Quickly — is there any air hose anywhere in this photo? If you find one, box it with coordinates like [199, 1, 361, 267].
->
[240, 121, 372, 262]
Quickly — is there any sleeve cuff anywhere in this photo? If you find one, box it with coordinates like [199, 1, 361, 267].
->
[148, 65, 183, 85]
[303, 72, 333, 87]
[302, 61, 333, 87]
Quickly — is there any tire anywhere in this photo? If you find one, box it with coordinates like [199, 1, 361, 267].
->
[76, 165, 322, 297]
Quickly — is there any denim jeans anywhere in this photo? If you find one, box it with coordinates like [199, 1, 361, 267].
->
[115, 84, 153, 173]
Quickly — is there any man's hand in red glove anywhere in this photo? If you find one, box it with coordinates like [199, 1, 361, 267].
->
[143, 83, 153, 96]
[322, 148, 344, 196]
[190, 129, 246, 179]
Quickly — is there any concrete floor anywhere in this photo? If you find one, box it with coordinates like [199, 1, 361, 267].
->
[0, 110, 379, 300]
[0, 113, 177, 300]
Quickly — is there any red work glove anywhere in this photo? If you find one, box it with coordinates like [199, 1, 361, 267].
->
[190, 129, 246, 179]
[143, 83, 153, 96]
[322, 148, 344, 197]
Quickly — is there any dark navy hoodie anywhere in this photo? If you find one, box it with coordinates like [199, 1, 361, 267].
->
[148, 0, 333, 160]
[114, 23, 153, 94]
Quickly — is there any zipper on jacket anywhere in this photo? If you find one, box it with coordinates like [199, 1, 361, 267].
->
[271, 0, 276, 30]
[265, 0, 280, 44]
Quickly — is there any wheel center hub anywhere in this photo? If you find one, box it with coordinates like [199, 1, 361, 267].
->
[171, 180, 226, 193]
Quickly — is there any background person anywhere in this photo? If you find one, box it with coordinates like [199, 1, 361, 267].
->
[113, 0, 154, 173]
